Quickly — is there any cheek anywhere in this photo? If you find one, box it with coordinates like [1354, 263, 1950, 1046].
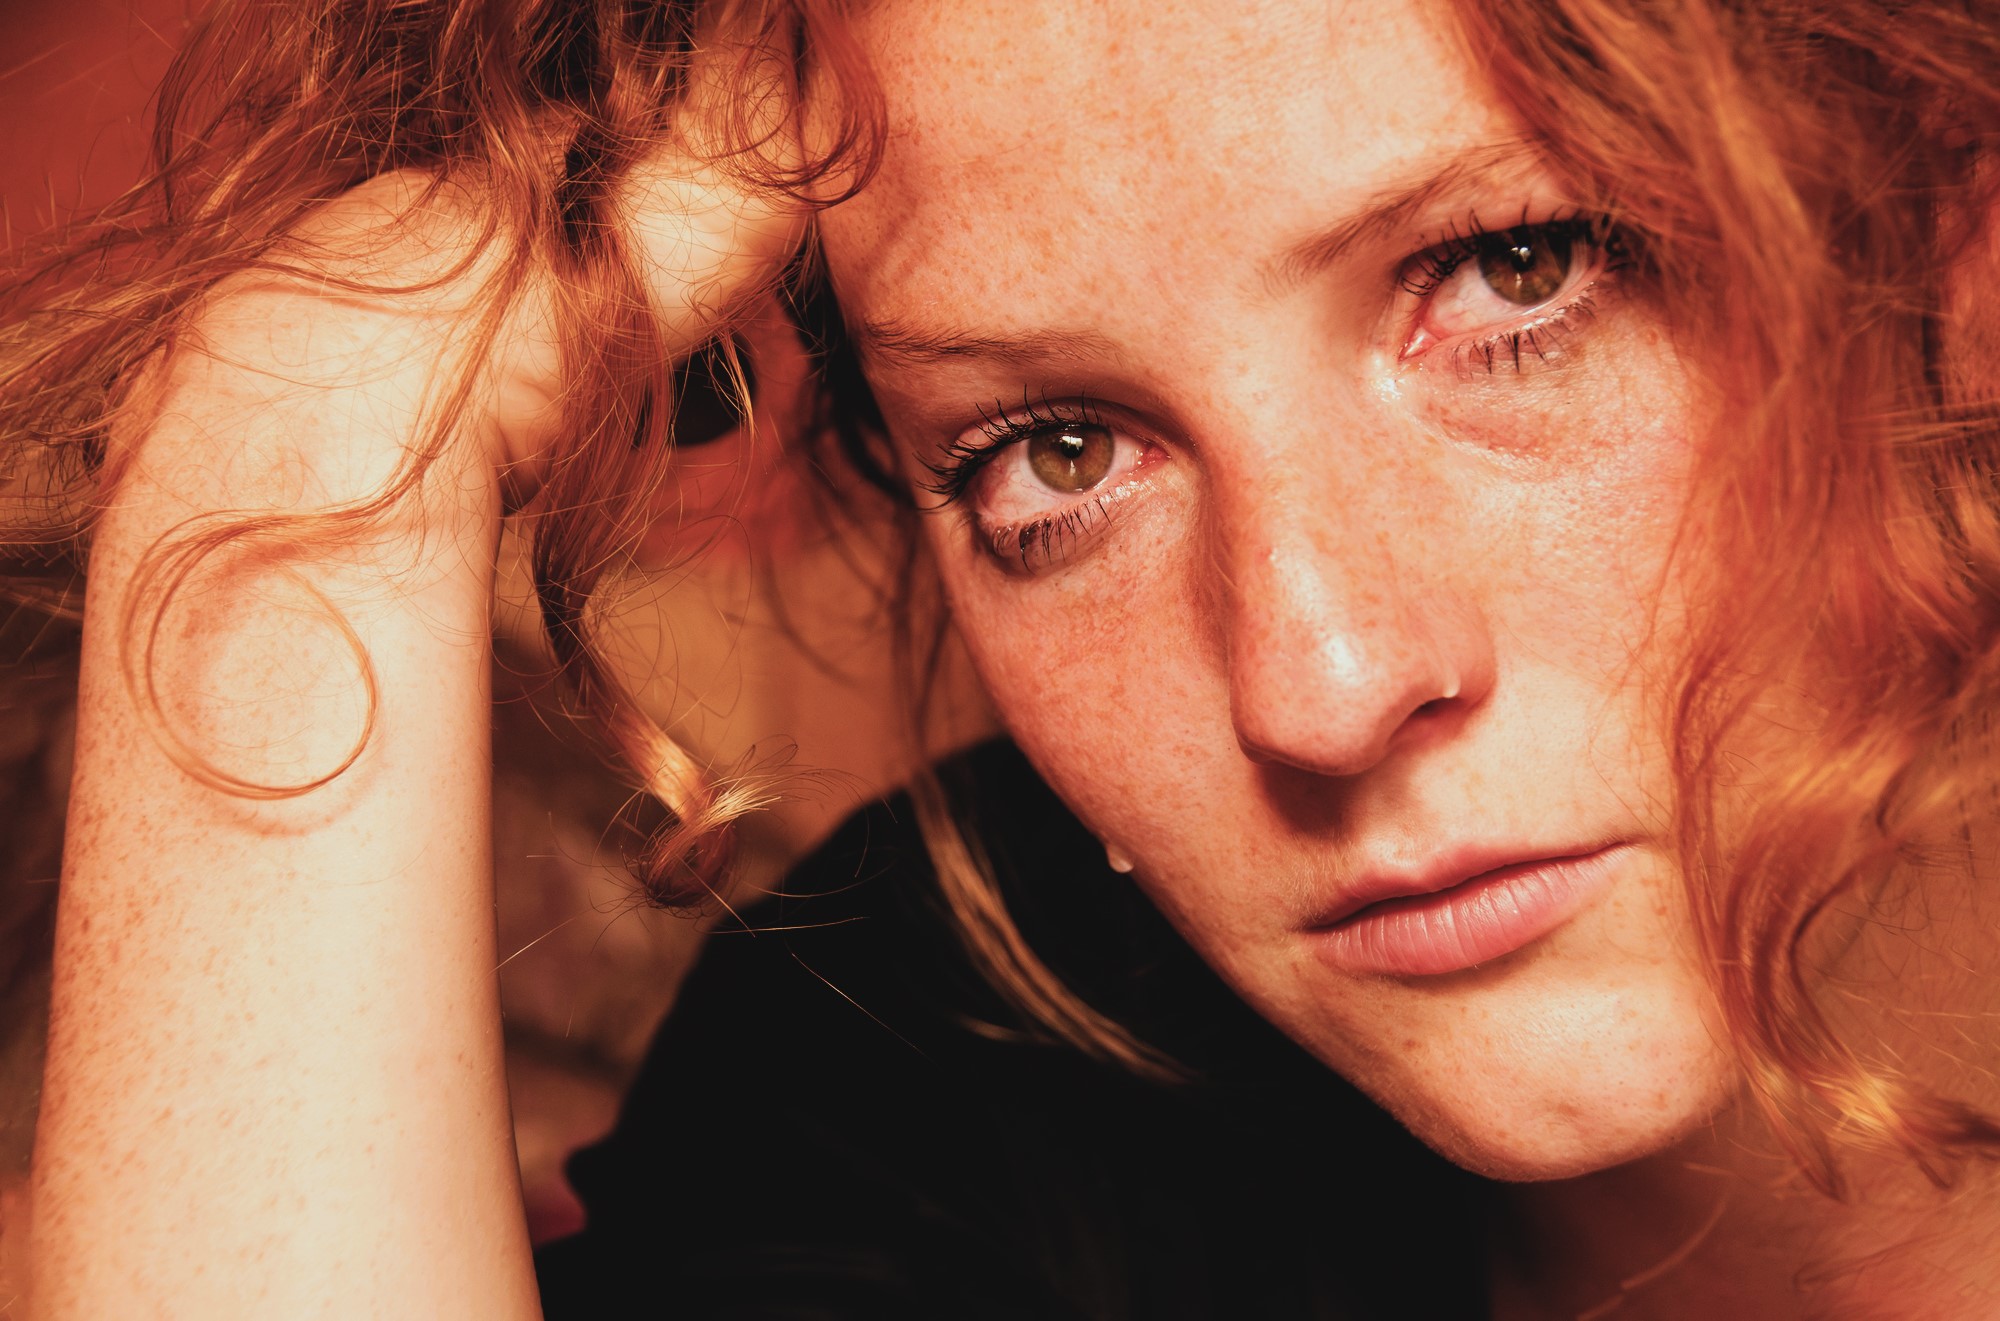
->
[1422, 318, 1706, 672]
[931, 505, 1231, 853]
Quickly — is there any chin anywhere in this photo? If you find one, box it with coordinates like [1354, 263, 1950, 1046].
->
[1315, 972, 1740, 1183]
[1402, 1064, 1737, 1184]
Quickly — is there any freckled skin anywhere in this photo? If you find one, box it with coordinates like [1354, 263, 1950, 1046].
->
[819, 0, 1736, 1180]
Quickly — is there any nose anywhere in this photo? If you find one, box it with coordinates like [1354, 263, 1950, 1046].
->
[1217, 473, 1495, 779]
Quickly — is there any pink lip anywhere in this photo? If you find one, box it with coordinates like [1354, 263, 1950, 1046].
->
[1306, 843, 1630, 978]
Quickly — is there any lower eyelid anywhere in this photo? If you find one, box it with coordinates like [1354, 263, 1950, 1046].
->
[974, 467, 1154, 571]
[1444, 288, 1608, 376]
[1413, 263, 1617, 373]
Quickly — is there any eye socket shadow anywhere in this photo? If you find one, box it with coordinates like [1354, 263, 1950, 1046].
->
[667, 333, 756, 448]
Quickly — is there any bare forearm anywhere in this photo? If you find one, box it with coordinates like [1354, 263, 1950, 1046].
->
[24, 117, 804, 1309]
[29, 275, 538, 1318]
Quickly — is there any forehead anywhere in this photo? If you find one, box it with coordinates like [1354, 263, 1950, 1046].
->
[820, 0, 1507, 325]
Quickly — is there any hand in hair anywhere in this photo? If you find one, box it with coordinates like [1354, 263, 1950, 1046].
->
[27, 84, 805, 1321]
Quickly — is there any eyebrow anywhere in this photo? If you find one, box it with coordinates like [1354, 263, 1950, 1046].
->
[849, 137, 1547, 369]
[1263, 138, 1545, 295]
[849, 320, 1120, 370]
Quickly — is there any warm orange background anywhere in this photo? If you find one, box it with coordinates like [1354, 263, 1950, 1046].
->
[0, 0, 190, 236]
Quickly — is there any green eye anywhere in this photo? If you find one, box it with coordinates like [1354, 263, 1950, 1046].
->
[1477, 227, 1573, 305]
[1028, 424, 1115, 493]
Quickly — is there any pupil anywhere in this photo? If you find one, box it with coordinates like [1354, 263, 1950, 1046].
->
[1478, 227, 1571, 306]
[1029, 424, 1114, 493]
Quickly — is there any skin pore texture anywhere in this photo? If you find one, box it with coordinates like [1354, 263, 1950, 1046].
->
[815, 0, 2000, 1316]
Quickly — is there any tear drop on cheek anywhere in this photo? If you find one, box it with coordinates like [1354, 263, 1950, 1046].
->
[1105, 844, 1135, 874]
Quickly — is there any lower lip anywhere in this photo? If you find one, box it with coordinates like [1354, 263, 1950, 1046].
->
[1308, 846, 1630, 978]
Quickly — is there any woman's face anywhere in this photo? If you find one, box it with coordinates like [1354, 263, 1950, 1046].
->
[817, 0, 1735, 1179]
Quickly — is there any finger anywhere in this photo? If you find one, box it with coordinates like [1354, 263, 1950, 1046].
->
[491, 27, 812, 480]
[616, 32, 811, 359]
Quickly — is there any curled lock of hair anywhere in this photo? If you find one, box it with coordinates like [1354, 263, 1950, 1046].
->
[0, 0, 885, 906]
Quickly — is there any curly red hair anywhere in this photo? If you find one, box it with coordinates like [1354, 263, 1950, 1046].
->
[4, 0, 1999, 1189]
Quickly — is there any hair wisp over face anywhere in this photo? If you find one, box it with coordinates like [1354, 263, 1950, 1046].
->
[1452, 0, 2000, 1189]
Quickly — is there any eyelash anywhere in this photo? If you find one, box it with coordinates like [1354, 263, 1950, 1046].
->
[1401, 211, 1631, 374]
[917, 391, 1104, 506]
[921, 211, 1632, 560]
[1399, 211, 1617, 297]
[1452, 293, 1603, 374]
[992, 497, 1116, 570]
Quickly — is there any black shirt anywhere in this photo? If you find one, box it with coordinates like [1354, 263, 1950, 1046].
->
[536, 741, 1489, 1319]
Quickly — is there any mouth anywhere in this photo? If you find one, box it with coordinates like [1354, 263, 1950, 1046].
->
[1305, 843, 1632, 978]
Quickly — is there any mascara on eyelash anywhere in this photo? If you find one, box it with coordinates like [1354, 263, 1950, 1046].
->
[1447, 291, 1606, 377]
[1400, 211, 1623, 300]
[917, 393, 1106, 504]
[1407, 214, 1633, 376]
[984, 495, 1117, 572]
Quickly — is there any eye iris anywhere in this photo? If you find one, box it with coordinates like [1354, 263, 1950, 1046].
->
[1028, 424, 1115, 493]
[1477, 227, 1572, 306]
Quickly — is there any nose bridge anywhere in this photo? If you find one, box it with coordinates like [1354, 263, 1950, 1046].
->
[1207, 410, 1488, 778]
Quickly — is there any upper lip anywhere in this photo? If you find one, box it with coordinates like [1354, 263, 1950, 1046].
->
[1309, 841, 1622, 929]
